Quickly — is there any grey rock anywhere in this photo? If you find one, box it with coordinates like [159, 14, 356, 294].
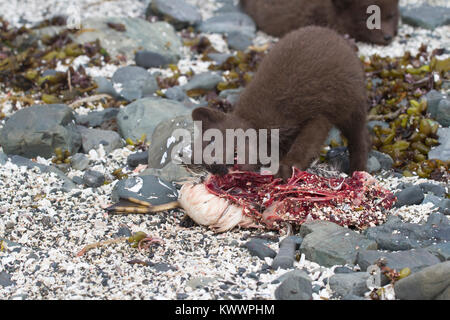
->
[329, 272, 370, 298]
[127, 151, 149, 168]
[112, 66, 158, 101]
[356, 249, 441, 273]
[300, 222, 377, 267]
[425, 90, 444, 118]
[425, 242, 450, 262]
[117, 97, 191, 142]
[326, 147, 349, 173]
[275, 270, 312, 300]
[75, 108, 119, 128]
[135, 50, 170, 69]
[165, 86, 188, 102]
[77, 126, 124, 154]
[244, 239, 277, 260]
[436, 99, 450, 127]
[214, 0, 243, 14]
[227, 31, 252, 51]
[395, 186, 424, 207]
[272, 236, 299, 270]
[419, 183, 446, 197]
[72, 176, 85, 185]
[0, 271, 13, 287]
[0, 104, 81, 158]
[142, 161, 193, 183]
[394, 261, 450, 300]
[401, 4, 450, 30]
[70, 153, 89, 171]
[423, 194, 450, 212]
[83, 170, 105, 188]
[369, 150, 394, 171]
[367, 156, 381, 173]
[83, 126, 123, 153]
[148, 115, 194, 169]
[93, 76, 119, 98]
[182, 72, 222, 92]
[198, 12, 256, 37]
[73, 18, 182, 63]
[299, 220, 344, 238]
[147, 0, 202, 30]
[111, 175, 178, 205]
[334, 266, 355, 274]
[428, 128, 450, 162]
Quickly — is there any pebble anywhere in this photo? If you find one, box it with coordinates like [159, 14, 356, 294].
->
[401, 3, 450, 29]
[147, 0, 202, 30]
[135, 50, 170, 69]
[244, 239, 277, 260]
[112, 66, 158, 102]
[71, 153, 90, 171]
[127, 151, 149, 168]
[395, 186, 425, 207]
[82, 170, 106, 188]
[329, 272, 370, 298]
[274, 270, 312, 300]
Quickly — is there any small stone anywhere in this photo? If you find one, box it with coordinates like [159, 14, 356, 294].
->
[115, 226, 132, 238]
[186, 277, 215, 289]
[165, 86, 188, 102]
[436, 99, 450, 127]
[135, 50, 170, 69]
[0, 271, 13, 287]
[395, 186, 424, 207]
[112, 66, 158, 102]
[367, 156, 381, 173]
[334, 266, 354, 274]
[93, 77, 119, 98]
[71, 153, 89, 171]
[369, 150, 394, 171]
[127, 151, 149, 168]
[329, 272, 370, 298]
[147, 0, 202, 30]
[419, 183, 446, 197]
[75, 108, 119, 128]
[227, 31, 253, 51]
[182, 72, 223, 92]
[425, 90, 444, 118]
[82, 170, 105, 188]
[244, 238, 277, 260]
[275, 271, 312, 300]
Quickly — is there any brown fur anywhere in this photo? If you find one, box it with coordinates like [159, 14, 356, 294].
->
[240, 0, 399, 45]
[192, 26, 369, 180]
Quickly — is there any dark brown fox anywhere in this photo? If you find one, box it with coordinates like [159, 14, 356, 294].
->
[240, 0, 399, 45]
[192, 26, 369, 180]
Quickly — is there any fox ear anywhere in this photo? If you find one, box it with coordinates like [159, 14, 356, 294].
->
[192, 107, 226, 128]
[331, 0, 353, 10]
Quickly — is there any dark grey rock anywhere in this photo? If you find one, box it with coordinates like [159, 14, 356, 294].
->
[300, 222, 377, 267]
[326, 147, 349, 173]
[71, 153, 89, 171]
[117, 97, 191, 142]
[274, 270, 312, 300]
[369, 150, 394, 171]
[395, 186, 424, 207]
[420, 183, 446, 197]
[0, 104, 81, 158]
[272, 236, 298, 270]
[329, 272, 370, 298]
[142, 161, 193, 183]
[334, 266, 354, 274]
[428, 127, 450, 162]
[127, 151, 149, 168]
[299, 220, 343, 238]
[227, 31, 252, 51]
[135, 50, 170, 69]
[0, 271, 13, 287]
[75, 108, 119, 128]
[112, 66, 158, 101]
[436, 99, 450, 127]
[115, 226, 132, 238]
[244, 239, 277, 260]
[147, 0, 202, 30]
[394, 261, 450, 300]
[425, 242, 450, 262]
[165, 86, 188, 102]
[93, 77, 119, 98]
[73, 17, 182, 63]
[151, 262, 176, 272]
[425, 90, 444, 118]
[182, 72, 222, 92]
[401, 4, 450, 30]
[111, 174, 178, 205]
[198, 12, 256, 37]
[83, 170, 105, 188]
[423, 194, 450, 211]
[356, 249, 441, 273]
[72, 176, 84, 185]
[77, 126, 124, 154]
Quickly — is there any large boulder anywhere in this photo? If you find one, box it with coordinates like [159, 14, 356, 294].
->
[73, 17, 182, 63]
[116, 97, 192, 142]
[0, 104, 81, 158]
